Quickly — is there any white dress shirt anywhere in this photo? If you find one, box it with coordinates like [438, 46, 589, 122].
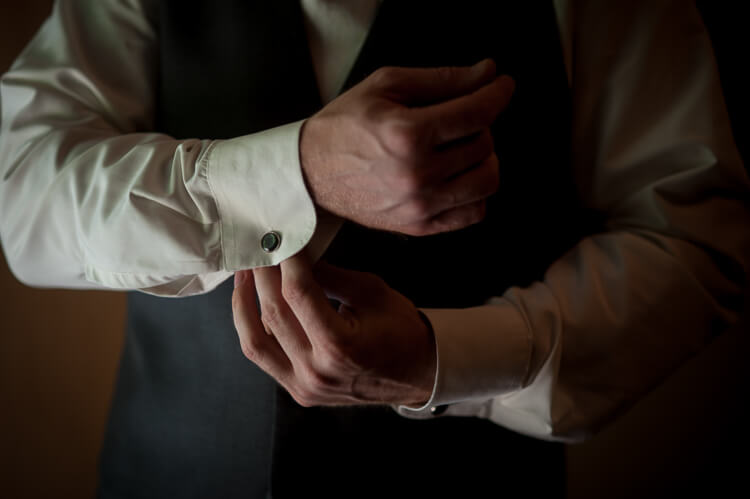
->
[0, 0, 748, 441]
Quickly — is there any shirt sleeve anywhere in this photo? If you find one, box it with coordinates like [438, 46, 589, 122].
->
[0, 0, 325, 296]
[398, 0, 750, 441]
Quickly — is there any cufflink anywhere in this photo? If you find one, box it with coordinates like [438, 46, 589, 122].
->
[430, 405, 448, 416]
[261, 231, 281, 252]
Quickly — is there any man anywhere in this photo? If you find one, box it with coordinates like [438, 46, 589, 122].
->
[1, 0, 747, 497]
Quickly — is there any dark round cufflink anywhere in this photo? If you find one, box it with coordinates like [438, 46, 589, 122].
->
[261, 231, 281, 252]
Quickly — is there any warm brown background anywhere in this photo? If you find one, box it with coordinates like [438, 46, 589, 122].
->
[1, 2, 747, 498]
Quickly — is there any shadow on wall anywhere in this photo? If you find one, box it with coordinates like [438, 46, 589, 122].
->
[0, 2, 747, 498]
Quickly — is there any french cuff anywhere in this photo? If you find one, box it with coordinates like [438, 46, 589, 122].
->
[206, 120, 316, 269]
[396, 301, 531, 419]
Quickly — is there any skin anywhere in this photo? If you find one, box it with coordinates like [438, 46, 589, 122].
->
[233, 255, 436, 406]
[300, 58, 515, 235]
[233, 59, 516, 407]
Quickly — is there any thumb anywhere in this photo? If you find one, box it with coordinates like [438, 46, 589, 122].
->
[375, 58, 497, 106]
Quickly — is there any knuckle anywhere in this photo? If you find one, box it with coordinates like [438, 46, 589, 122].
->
[294, 365, 336, 402]
[361, 271, 391, 298]
[240, 341, 257, 363]
[403, 197, 432, 222]
[296, 398, 315, 408]
[370, 66, 399, 87]
[280, 276, 310, 307]
[240, 336, 267, 365]
[246, 333, 266, 353]
[446, 203, 485, 230]
[382, 120, 420, 159]
[291, 388, 316, 408]
[402, 221, 433, 237]
[317, 343, 353, 374]
[362, 271, 386, 289]
[420, 219, 446, 235]
[306, 367, 333, 393]
[259, 300, 281, 329]
[430, 201, 487, 234]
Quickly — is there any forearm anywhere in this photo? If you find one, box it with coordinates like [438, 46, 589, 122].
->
[0, 122, 317, 293]
[0, 124, 218, 289]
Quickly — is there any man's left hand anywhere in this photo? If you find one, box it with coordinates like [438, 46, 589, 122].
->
[232, 254, 436, 407]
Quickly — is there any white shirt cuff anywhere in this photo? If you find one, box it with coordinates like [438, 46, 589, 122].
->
[397, 301, 531, 418]
[206, 120, 317, 270]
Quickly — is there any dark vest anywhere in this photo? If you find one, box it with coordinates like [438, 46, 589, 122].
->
[99, 1, 589, 497]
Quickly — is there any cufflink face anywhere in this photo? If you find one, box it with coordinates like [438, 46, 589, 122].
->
[261, 231, 281, 252]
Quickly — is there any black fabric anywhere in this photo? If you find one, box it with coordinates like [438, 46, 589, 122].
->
[323, 1, 590, 308]
[99, 1, 586, 497]
[156, 0, 321, 139]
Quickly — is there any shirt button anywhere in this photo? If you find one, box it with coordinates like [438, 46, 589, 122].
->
[261, 231, 281, 253]
[430, 405, 448, 416]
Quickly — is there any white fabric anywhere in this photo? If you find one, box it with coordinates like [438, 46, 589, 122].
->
[1, 0, 748, 441]
[401, 1, 750, 442]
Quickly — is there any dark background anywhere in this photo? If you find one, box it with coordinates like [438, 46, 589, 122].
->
[0, 1, 747, 498]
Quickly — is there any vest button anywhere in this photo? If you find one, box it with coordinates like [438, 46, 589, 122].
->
[261, 231, 281, 252]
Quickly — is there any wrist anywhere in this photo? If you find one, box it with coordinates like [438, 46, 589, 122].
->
[297, 118, 315, 198]
[298, 115, 328, 211]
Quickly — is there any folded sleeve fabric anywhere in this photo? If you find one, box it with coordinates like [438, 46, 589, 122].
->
[401, 0, 750, 441]
[0, 0, 321, 296]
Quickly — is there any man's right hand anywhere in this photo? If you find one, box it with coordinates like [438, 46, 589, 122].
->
[299, 58, 515, 236]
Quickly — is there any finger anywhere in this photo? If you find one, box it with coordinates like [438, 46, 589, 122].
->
[422, 128, 494, 183]
[418, 74, 515, 145]
[392, 153, 498, 230]
[254, 265, 311, 358]
[232, 270, 292, 377]
[425, 153, 500, 212]
[280, 253, 344, 345]
[373, 58, 497, 106]
[400, 199, 488, 236]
